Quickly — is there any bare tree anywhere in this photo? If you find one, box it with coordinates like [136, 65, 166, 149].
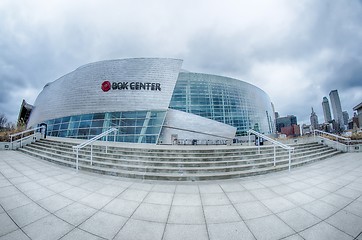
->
[0, 113, 8, 129]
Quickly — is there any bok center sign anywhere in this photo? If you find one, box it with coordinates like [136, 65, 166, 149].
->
[101, 81, 161, 92]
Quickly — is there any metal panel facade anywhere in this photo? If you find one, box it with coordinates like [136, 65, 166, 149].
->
[28, 58, 182, 127]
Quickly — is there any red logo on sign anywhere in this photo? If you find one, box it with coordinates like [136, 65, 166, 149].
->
[101, 81, 111, 92]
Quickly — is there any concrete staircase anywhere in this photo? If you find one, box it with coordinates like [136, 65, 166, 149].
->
[18, 138, 341, 181]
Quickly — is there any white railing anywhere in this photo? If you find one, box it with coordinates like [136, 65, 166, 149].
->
[247, 129, 295, 171]
[10, 126, 46, 149]
[312, 130, 362, 152]
[72, 128, 118, 172]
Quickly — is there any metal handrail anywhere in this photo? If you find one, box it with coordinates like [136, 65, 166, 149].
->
[247, 129, 294, 171]
[10, 126, 45, 149]
[313, 130, 350, 142]
[72, 128, 118, 172]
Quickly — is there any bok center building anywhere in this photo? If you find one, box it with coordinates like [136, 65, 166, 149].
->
[27, 58, 275, 144]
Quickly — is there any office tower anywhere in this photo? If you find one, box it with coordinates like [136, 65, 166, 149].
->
[310, 107, 319, 129]
[322, 97, 332, 123]
[342, 111, 349, 126]
[276, 115, 297, 132]
[329, 90, 344, 131]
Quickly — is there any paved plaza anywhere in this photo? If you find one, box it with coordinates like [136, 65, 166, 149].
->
[0, 151, 362, 240]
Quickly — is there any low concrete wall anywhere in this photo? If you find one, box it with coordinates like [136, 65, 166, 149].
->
[0, 132, 43, 150]
[0, 142, 12, 150]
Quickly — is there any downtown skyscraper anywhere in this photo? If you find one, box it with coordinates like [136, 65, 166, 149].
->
[322, 97, 332, 123]
[329, 90, 344, 130]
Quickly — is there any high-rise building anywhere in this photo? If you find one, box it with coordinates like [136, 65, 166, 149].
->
[276, 115, 297, 132]
[322, 97, 332, 123]
[342, 111, 349, 126]
[310, 107, 319, 130]
[329, 90, 344, 131]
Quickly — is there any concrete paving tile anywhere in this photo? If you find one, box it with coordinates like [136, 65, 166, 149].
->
[250, 188, 278, 200]
[103, 198, 140, 217]
[241, 181, 265, 190]
[204, 205, 241, 224]
[79, 192, 112, 209]
[334, 187, 362, 199]
[0, 212, 19, 237]
[24, 187, 55, 201]
[46, 182, 73, 193]
[284, 192, 315, 205]
[326, 210, 362, 237]
[95, 185, 126, 197]
[199, 184, 224, 194]
[54, 202, 97, 226]
[281, 234, 304, 240]
[118, 189, 149, 202]
[0, 186, 20, 198]
[8, 202, 49, 227]
[299, 221, 353, 240]
[302, 199, 340, 220]
[277, 207, 321, 232]
[168, 205, 205, 224]
[0, 193, 32, 211]
[246, 214, 295, 240]
[208, 222, 255, 240]
[163, 224, 208, 240]
[22, 215, 74, 240]
[79, 181, 104, 192]
[287, 181, 311, 191]
[80, 211, 127, 239]
[172, 193, 201, 206]
[302, 187, 330, 199]
[270, 185, 296, 196]
[0, 180, 11, 188]
[114, 219, 165, 240]
[60, 228, 104, 240]
[201, 193, 230, 206]
[219, 182, 245, 192]
[8, 176, 31, 185]
[235, 201, 273, 220]
[151, 184, 176, 193]
[35, 177, 59, 186]
[226, 191, 256, 204]
[60, 187, 92, 201]
[259, 179, 282, 187]
[261, 197, 296, 213]
[344, 200, 362, 218]
[38, 194, 73, 212]
[0, 229, 30, 240]
[132, 203, 170, 223]
[175, 185, 199, 194]
[129, 182, 154, 191]
[344, 182, 362, 191]
[316, 182, 343, 192]
[144, 192, 173, 205]
[320, 193, 353, 209]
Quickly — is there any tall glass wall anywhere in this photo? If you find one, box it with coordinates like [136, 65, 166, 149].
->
[42, 110, 166, 143]
[169, 73, 275, 136]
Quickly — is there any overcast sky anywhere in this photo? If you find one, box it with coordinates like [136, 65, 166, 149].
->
[1, 0, 362, 125]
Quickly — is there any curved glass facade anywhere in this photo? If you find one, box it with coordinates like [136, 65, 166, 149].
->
[169, 72, 275, 136]
[42, 111, 166, 143]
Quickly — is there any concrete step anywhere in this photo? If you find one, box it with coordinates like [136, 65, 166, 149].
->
[18, 138, 341, 181]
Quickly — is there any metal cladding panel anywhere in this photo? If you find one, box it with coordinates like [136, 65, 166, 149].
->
[159, 109, 237, 144]
[28, 58, 183, 127]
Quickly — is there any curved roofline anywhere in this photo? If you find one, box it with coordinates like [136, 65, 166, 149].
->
[180, 71, 270, 96]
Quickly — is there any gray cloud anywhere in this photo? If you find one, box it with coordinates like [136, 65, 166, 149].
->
[0, 0, 361, 126]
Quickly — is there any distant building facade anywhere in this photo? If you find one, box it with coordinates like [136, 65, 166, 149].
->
[353, 102, 362, 130]
[342, 111, 349, 126]
[276, 115, 297, 133]
[322, 96, 332, 123]
[329, 90, 344, 131]
[17, 99, 33, 127]
[310, 107, 319, 130]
